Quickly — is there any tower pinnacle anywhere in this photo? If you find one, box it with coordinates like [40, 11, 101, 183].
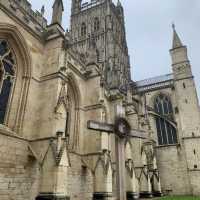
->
[51, 0, 64, 25]
[172, 23, 183, 49]
[41, 5, 45, 16]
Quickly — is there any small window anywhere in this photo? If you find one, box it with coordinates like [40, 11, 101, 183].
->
[185, 99, 188, 103]
[175, 107, 179, 114]
[183, 82, 186, 89]
[81, 22, 86, 36]
[192, 132, 195, 137]
[94, 17, 100, 32]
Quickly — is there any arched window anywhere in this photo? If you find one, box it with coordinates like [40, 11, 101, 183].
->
[0, 40, 16, 124]
[81, 22, 86, 36]
[154, 94, 177, 145]
[94, 17, 100, 32]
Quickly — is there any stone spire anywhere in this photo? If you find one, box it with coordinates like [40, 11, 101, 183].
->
[51, 0, 64, 25]
[172, 23, 183, 49]
[170, 23, 191, 78]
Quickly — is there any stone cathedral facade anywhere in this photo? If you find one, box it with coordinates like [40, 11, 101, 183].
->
[0, 0, 200, 199]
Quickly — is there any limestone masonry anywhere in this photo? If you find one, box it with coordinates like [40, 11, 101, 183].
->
[0, 0, 200, 199]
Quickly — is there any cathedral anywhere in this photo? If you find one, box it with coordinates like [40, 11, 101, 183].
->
[0, 0, 200, 199]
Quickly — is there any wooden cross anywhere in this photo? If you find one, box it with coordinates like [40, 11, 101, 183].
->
[87, 120, 147, 199]
[87, 120, 147, 139]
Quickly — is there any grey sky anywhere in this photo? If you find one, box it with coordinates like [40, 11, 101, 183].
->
[30, 0, 200, 99]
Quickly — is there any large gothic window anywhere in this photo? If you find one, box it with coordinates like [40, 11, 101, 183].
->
[94, 17, 100, 32]
[81, 22, 86, 36]
[154, 94, 178, 145]
[0, 40, 16, 124]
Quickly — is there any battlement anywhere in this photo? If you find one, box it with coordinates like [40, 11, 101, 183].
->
[81, 0, 106, 11]
[11, 0, 47, 28]
[0, 0, 47, 36]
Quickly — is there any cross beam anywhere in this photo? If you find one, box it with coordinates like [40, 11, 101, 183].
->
[87, 120, 147, 139]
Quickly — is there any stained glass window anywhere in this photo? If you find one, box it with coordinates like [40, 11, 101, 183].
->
[154, 94, 178, 145]
[0, 40, 16, 124]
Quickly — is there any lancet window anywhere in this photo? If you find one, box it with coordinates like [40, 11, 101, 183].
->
[94, 17, 100, 32]
[0, 40, 16, 124]
[81, 22, 87, 36]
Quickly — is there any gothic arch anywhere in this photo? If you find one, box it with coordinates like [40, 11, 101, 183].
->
[67, 73, 81, 108]
[0, 23, 32, 133]
[149, 91, 171, 108]
[66, 73, 81, 150]
[94, 154, 113, 193]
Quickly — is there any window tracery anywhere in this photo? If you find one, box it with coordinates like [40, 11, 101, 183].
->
[154, 94, 177, 145]
[0, 40, 16, 124]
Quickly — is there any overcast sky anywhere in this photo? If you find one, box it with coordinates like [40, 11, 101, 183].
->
[30, 0, 200, 100]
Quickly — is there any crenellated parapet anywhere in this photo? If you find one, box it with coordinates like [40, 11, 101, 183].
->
[0, 0, 47, 36]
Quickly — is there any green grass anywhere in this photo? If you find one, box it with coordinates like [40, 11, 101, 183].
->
[158, 196, 200, 200]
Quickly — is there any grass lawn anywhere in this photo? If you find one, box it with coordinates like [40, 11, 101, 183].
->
[158, 196, 200, 200]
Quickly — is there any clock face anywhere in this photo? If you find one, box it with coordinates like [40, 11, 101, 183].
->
[114, 117, 131, 138]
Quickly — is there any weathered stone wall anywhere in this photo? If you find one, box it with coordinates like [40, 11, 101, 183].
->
[67, 153, 94, 200]
[155, 145, 190, 195]
[183, 138, 200, 195]
[189, 170, 200, 196]
[0, 132, 40, 200]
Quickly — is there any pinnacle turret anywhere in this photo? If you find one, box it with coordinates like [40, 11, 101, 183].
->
[172, 24, 183, 49]
[51, 0, 64, 25]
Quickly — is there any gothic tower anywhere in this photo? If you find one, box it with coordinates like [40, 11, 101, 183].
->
[70, 0, 131, 90]
[170, 25, 200, 195]
[170, 25, 200, 138]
